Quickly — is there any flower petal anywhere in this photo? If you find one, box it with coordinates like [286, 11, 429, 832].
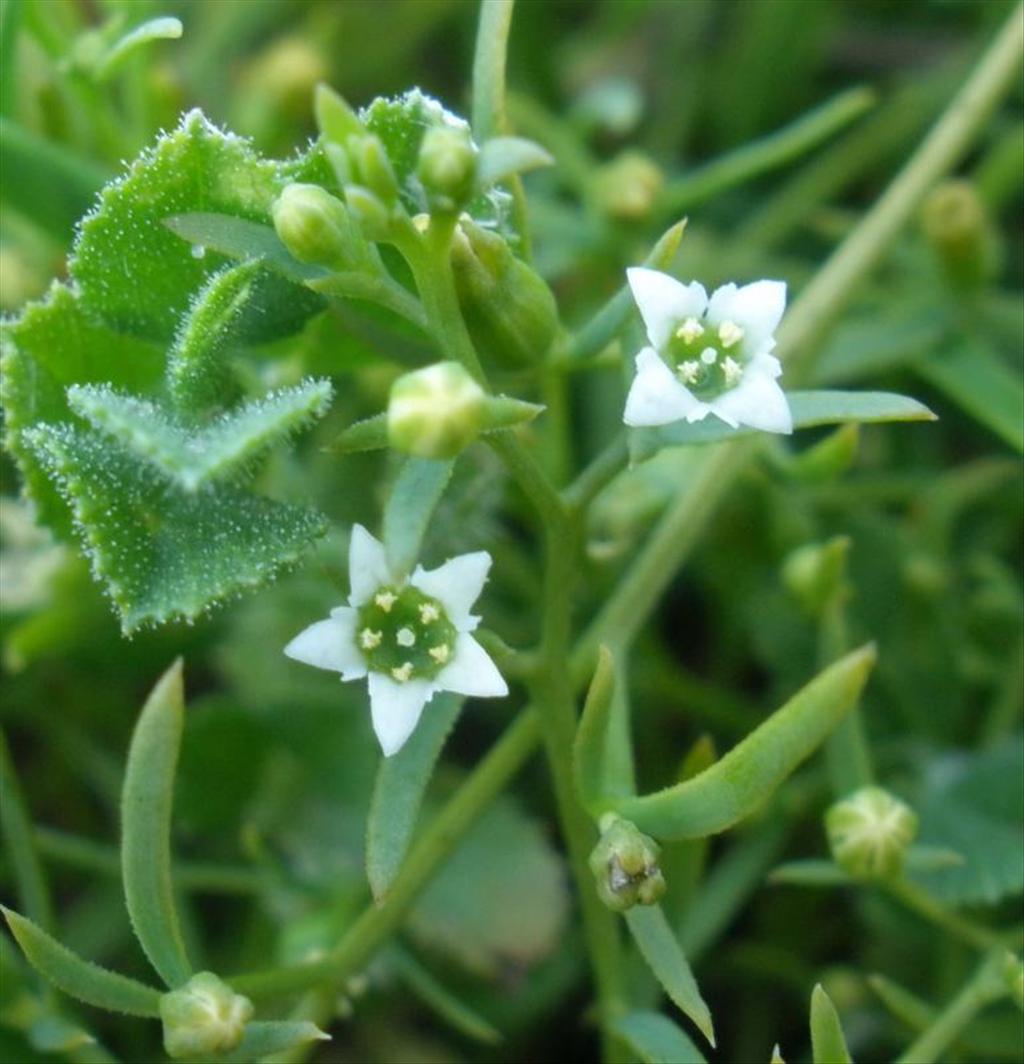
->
[706, 280, 786, 353]
[627, 267, 707, 349]
[367, 673, 435, 756]
[436, 633, 509, 698]
[410, 551, 491, 631]
[348, 524, 392, 606]
[710, 368, 793, 434]
[284, 610, 366, 679]
[624, 347, 710, 427]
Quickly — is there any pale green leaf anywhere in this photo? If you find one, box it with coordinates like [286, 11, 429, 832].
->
[624, 906, 715, 1047]
[366, 695, 463, 901]
[609, 646, 876, 840]
[629, 391, 936, 463]
[476, 136, 553, 190]
[2, 908, 162, 1017]
[94, 17, 183, 81]
[121, 660, 191, 988]
[810, 984, 852, 1064]
[573, 646, 620, 813]
[221, 1021, 329, 1062]
[612, 1010, 706, 1064]
[383, 458, 454, 579]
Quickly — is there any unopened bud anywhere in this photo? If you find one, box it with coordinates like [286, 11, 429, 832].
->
[353, 134, 400, 204]
[782, 536, 851, 618]
[593, 150, 664, 221]
[452, 219, 558, 367]
[417, 126, 477, 213]
[160, 972, 253, 1060]
[388, 361, 486, 459]
[272, 183, 352, 268]
[589, 814, 666, 912]
[826, 786, 918, 881]
[921, 180, 998, 290]
[344, 185, 392, 241]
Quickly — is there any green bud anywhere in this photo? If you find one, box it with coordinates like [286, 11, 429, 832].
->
[452, 219, 559, 368]
[593, 150, 665, 221]
[160, 972, 253, 1060]
[353, 134, 400, 204]
[787, 423, 860, 483]
[344, 185, 392, 241]
[782, 536, 851, 618]
[388, 361, 486, 459]
[826, 786, 918, 881]
[272, 183, 352, 268]
[920, 180, 998, 290]
[588, 814, 666, 912]
[417, 125, 477, 212]
[1004, 952, 1024, 1011]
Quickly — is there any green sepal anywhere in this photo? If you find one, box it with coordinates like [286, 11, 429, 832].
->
[629, 391, 936, 464]
[624, 905, 715, 1047]
[221, 1021, 329, 1062]
[810, 984, 852, 1064]
[121, 660, 192, 988]
[605, 645, 877, 840]
[26, 424, 327, 632]
[1, 908, 163, 1017]
[611, 1010, 707, 1064]
[382, 457, 454, 579]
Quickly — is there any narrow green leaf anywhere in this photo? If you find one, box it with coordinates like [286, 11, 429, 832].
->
[315, 83, 364, 146]
[328, 413, 389, 454]
[121, 660, 192, 988]
[612, 1010, 706, 1064]
[810, 984, 853, 1064]
[624, 906, 715, 1047]
[383, 458, 454, 579]
[222, 1021, 329, 1062]
[2, 909, 162, 1017]
[390, 946, 501, 1045]
[476, 136, 553, 190]
[94, 17, 183, 81]
[366, 695, 463, 901]
[573, 645, 618, 812]
[630, 392, 936, 463]
[610, 645, 877, 840]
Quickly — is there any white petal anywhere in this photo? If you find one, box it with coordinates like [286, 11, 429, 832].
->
[348, 524, 392, 606]
[626, 268, 707, 350]
[367, 673, 435, 756]
[706, 280, 786, 352]
[410, 551, 491, 631]
[284, 611, 366, 679]
[710, 369, 793, 434]
[436, 633, 508, 698]
[624, 347, 710, 427]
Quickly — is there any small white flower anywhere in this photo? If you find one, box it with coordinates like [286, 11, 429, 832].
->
[284, 525, 508, 757]
[623, 267, 793, 434]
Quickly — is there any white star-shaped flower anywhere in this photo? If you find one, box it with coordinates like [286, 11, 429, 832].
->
[623, 267, 793, 434]
[284, 525, 508, 756]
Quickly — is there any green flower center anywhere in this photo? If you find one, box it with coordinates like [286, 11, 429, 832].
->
[663, 316, 746, 400]
[355, 584, 457, 682]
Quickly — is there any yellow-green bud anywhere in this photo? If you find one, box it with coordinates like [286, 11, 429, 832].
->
[593, 150, 665, 221]
[344, 185, 392, 241]
[160, 972, 253, 1060]
[589, 815, 666, 912]
[782, 536, 850, 618]
[272, 183, 351, 268]
[920, 180, 998, 290]
[826, 786, 918, 881]
[388, 361, 486, 459]
[352, 134, 400, 204]
[452, 219, 558, 368]
[417, 126, 477, 212]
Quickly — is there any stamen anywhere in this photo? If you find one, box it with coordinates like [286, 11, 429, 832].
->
[700, 347, 718, 365]
[396, 627, 416, 647]
[419, 603, 440, 623]
[674, 317, 704, 345]
[677, 360, 701, 384]
[718, 320, 744, 349]
[359, 628, 382, 650]
[374, 590, 397, 612]
[391, 662, 414, 683]
[723, 356, 743, 386]
[429, 644, 450, 664]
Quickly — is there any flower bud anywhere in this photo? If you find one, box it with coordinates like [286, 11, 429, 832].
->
[272, 183, 352, 268]
[160, 972, 253, 1060]
[452, 219, 558, 368]
[826, 786, 918, 881]
[920, 180, 998, 290]
[388, 361, 486, 459]
[782, 536, 851, 618]
[417, 126, 477, 213]
[352, 134, 400, 204]
[589, 814, 666, 912]
[344, 185, 392, 241]
[593, 150, 665, 221]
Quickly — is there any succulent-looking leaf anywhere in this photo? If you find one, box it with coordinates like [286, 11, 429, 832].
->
[26, 424, 327, 632]
[67, 380, 333, 492]
[608, 645, 876, 840]
[810, 984, 852, 1064]
[612, 1010, 707, 1064]
[367, 695, 463, 901]
[121, 660, 192, 988]
[629, 391, 935, 463]
[2, 908, 162, 1017]
[625, 906, 716, 1047]
[382, 458, 454, 579]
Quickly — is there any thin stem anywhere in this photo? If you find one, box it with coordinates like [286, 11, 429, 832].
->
[564, 434, 629, 515]
[487, 430, 566, 527]
[885, 878, 1008, 953]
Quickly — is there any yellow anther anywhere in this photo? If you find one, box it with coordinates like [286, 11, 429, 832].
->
[428, 644, 450, 664]
[391, 662, 414, 683]
[374, 590, 397, 612]
[677, 361, 701, 384]
[419, 603, 441, 623]
[359, 628, 382, 650]
[674, 317, 704, 345]
[723, 356, 743, 385]
[718, 320, 744, 349]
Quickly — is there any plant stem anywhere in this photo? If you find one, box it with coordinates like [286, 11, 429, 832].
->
[885, 878, 1008, 953]
[564, 434, 629, 515]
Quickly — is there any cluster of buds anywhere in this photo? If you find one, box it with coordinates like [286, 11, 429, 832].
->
[160, 972, 253, 1060]
[588, 814, 666, 911]
[826, 786, 918, 881]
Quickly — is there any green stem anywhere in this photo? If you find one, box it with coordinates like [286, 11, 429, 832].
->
[564, 434, 629, 515]
[885, 878, 1008, 953]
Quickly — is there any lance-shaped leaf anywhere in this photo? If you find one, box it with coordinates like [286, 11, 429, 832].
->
[612, 1010, 707, 1064]
[383, 457, 454, 579]
[67, 379, 333, 492]
[629, 391, 935, 463]
[121, 660, 192, 988]
[2, 908, 163, 1017]
[625, 906, 715, 1047]
[221, 1021, 330, 1062]
[573, 646, 628, 812]
[810, 984, 852, 1064]
[27, 424, 327, 632]
[607, 645, 876, 840]
[366, 694, 463, 901]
